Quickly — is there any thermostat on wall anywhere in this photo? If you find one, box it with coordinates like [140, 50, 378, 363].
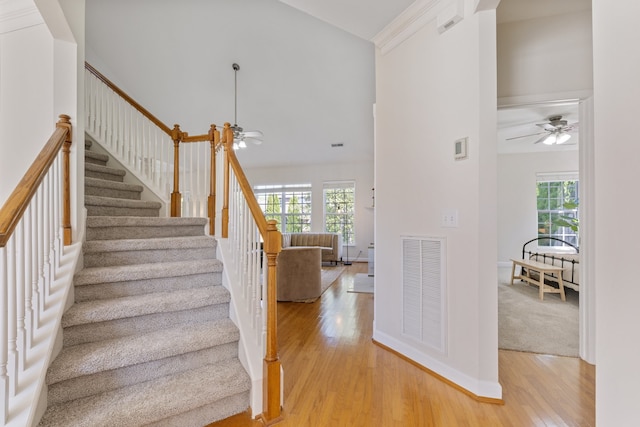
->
[454, 137, 468, 160]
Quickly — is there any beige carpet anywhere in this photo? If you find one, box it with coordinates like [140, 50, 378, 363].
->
[320, 266, 345, 294]
[499, 269, 579, 357]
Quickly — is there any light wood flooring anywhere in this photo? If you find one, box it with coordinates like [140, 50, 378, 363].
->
[209, 263, 595, 426]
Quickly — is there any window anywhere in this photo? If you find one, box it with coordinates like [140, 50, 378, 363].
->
[324, 182, 355, 245]
[536, 173, 579, 247]
[255, 184, 311, 232]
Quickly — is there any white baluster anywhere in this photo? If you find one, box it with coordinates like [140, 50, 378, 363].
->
[53, 155, 61, 269]
[16, 219, 26, 374]
[31, 196, 40, 330]
[42, 174, 52, 299]
[1, 244, 8, 424]
[24, 205, 34, 350]
[7, 236, 17, 396]
[37, 186, 46, 318]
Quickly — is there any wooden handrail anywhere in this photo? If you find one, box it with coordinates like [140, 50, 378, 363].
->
[86, 63, 281, 421]
[85, 62, 173, 135]
[0, 115, 72, 248]
[221, 123, 270, 237]
[221, 123, 282, 424]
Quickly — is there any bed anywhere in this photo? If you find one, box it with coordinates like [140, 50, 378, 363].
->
[520, 237, 580, 292]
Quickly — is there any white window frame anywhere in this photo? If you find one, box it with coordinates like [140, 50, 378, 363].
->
[323, 181, 355, 245]
[254, 184, 312, 233]
[536, 172, 579, 248]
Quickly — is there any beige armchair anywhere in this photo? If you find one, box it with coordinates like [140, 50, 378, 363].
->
[276, 247, 322, 302]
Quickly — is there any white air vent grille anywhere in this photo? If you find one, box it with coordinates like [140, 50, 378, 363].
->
[402, 236, 447, 353]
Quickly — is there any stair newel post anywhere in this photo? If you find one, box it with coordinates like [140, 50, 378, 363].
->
[262, 220, 282, 425]
[57, 115, 73, 245]
[208, 124, 219, 236]
[221, 123, 233, 238]
[170, 124, 183, 217]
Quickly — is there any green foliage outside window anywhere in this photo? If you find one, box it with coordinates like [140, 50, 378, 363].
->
[256, 186, 311, 232]
[324, 186, 355, 245]
[536, 180, 579, 247]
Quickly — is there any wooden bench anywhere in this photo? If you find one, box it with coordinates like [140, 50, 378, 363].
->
[510, 258, 567, 301]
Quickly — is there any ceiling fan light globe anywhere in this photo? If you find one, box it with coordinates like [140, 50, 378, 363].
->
[238, 139, 247, 149]
[542, 134, 557, 145]
[232, 141, 240, 150]
[556, 133, 572, 144]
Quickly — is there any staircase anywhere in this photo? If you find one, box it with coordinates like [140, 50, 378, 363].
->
[38, 140, 250, 426]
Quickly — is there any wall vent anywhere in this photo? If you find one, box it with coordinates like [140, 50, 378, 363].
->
[401, 236, 447, 353]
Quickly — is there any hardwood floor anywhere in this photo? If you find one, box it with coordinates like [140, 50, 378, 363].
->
[209, 263, 595, 427]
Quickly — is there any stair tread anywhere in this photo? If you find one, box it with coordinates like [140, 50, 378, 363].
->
[47, 318, 240, 385]
[86, 215, 207, 228]
[39, 359, 250, 427]
[63, 285, 230, 327]
[85, 162, 126, 176]
[85, 151, 109, 162]
[85, 195, 162, 209]
[74, 258, 222, 286]
[85, 177, 143, 192]
[84, 235, 216, 253]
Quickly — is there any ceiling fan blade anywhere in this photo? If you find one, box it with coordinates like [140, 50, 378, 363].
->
[536, 123, 557, 131]
[506, 131, 546, 141]
[562, 122, 579, 132]
[242, 130, 263, 139]
[244, 137, 263, 145]
[533, 134, 550, 144]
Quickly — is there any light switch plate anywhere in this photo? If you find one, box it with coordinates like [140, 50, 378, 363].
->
[441, 209, 459, 227]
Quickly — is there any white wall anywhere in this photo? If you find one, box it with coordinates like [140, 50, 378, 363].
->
[374, 3, 500, 398]
[592, 0, 640, 424]
[497, 9, 593, 99]
[0, 0, 83, 242]
[0, 23, 54, 206]
[85, 0, 375, 171]
[247, 160, 374, 261]
[497, 150, 579, 263]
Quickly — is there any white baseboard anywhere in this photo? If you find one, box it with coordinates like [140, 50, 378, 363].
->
[372, 329, 502, 400]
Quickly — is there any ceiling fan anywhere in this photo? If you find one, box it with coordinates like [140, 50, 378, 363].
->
[231, 63, 263, 150]
[507, 115, 579, 145]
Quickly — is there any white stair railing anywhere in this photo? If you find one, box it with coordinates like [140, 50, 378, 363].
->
[84, 63, 277, 419]
[0, 116, 81, 426]
[84, 64, 173, 204]
[216, 158, 268, 413]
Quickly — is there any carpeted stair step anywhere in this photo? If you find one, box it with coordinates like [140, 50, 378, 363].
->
[85, 177, 143, 200]
[85, 150, 109, 166]
[45, 319, 240, 390]
[47, 341, 239, 407]
[83, 236, 216, 267]
[85, 162, 126, 182]
[40, 354, 250, 426]
[86, 216, 207, 241]
[85, 195, 161, 217]
[62, 285, 231, 344]
[73, 259, 223, 302]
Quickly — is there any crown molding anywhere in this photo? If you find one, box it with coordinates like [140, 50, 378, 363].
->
[0, 0, 43, 35]
[371, 0, 446, 55]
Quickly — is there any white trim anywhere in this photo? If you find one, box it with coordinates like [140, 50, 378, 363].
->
[536, 171, 579, 182]
[578, 97, 596, 365]
[373, 329, 503, 399]
[498, 91, 593, 109]
[371, 0, 444, 55]
[0, 0, 42, 34]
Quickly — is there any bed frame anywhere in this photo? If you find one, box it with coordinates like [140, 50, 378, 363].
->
[521, 237, 580, 290]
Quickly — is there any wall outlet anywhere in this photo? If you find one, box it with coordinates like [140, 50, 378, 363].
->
[441, 209, 459, 227]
